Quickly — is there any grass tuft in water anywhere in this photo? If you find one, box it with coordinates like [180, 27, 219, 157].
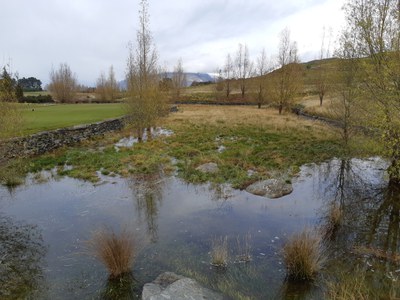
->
[211, 236, 229, 268]
[325, 269, 374, 300]
[283, 228, 326, 281]
[88, 228, 137, 279]
[235, 233, 252, 263]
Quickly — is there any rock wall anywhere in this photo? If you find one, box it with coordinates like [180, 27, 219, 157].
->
[1, 117, 126, 160]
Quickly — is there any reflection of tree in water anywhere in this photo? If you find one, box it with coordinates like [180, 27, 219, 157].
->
[319, 158, 400, 296]
[0, 215, 47, 299]
[130, 175, 164, 243]
[367, 182, 400, 256]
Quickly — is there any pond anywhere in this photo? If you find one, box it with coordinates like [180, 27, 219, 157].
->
[0, 157, 398, 299]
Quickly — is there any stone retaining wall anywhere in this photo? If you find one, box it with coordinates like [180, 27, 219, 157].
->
[1, 117, 126, 161]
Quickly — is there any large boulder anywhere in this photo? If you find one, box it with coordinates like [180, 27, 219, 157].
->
[246, 179, 293, 198]
[142, 272, 223, 300]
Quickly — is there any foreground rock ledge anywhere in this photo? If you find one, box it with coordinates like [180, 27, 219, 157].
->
[246, 179, 293, 198]
[142, 272, 223, 300]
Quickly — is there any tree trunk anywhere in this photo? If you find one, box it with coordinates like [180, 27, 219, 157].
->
[137, 128, 143, 143]
[278, 104, 283, 114]
[319, 94, 324, 106]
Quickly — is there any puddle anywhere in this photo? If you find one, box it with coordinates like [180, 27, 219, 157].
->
[115, 128, 174, 149]
[0, 157, 398, 299]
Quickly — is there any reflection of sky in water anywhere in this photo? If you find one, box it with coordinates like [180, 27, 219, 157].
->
[0, 157, 395, 299]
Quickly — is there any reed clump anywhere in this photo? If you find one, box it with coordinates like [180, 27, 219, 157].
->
[89, 228, 136, 278]
[211, 236, 228, 267]
[282, 229, 326, 281]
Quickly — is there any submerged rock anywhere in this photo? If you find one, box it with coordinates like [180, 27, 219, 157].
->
[196, 162, 219, 174]
[246, 179, 293, 198]
[142, 272, 223, 300]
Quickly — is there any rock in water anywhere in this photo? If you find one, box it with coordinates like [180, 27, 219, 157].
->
[142, 272, 223, 300]
[246, 179, 293, 198]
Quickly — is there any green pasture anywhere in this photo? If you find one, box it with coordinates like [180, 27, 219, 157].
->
[20, 103, 125, 135]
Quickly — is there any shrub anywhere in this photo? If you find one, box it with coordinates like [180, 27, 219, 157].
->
[19, 95, 54, 103]
[88, 228, 136, 278]
[283, 229, 326, 281]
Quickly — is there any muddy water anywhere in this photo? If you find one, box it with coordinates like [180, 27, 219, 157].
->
[0, 157, 398, 299]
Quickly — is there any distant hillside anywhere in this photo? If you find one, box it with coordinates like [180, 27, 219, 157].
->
[118, 72, 214, 90]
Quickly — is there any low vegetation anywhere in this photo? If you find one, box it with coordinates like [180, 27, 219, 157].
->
[325, 270, 374, 300]
[282, 229, 326, 281]
[210, 236, 228, 267]
[88, 228, 136, 279]
[2, 105, 379, 188]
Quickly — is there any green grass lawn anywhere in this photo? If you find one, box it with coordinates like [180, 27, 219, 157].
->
[20, 103, 126, 135]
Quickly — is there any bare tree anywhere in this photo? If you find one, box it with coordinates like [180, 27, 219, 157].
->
[171, 59, 186, 99]
[341, 0, 400, 182]
[330, 32, 361, 146]
[316, 28, 332, 106]
[235, 43, 253, 98]
[106, 65, 119, 101]
[223, 54, 234, 99]
[48, 63, 77, 103]
[256, 48, 268, 108]
[96, 71, 107, 101]
[270, 28, 303, 114]
[126, 0, 167, 142]
[96, 66, 119, 102]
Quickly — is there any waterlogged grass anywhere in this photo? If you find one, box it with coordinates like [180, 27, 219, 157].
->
[4, 105, 379, 188]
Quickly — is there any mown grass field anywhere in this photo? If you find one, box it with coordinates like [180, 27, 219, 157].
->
[20, 103, 125, 135]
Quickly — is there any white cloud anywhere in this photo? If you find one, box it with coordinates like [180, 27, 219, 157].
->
[0, 0, 346, 86]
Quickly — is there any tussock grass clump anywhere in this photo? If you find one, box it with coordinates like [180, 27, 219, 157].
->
[211, 236, 228, 267]
[283, 229, 326, 281]
[89, 228, 136, 278]
[236, 233, 252, 263]
[326, 270, 373, 300]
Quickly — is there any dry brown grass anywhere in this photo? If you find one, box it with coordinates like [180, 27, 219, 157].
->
[211, 236, 229, 267]
[89, 228, 136, 278]
[167, 104, 332, 136]
[326, 270, 372, 300]
[283, 229, 326, 281]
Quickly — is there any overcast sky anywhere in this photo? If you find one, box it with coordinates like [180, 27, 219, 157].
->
[0, 0, 346, 86]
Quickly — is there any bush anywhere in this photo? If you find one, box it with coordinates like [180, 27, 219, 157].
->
[19, 95, 54, 103]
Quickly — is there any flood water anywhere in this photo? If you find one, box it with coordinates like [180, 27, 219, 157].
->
[0, 157, 399, 299]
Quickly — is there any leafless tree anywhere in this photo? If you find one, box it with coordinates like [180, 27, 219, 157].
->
[256, 48, 268, 108]
[96, 66, 119, 102]
[269, 28, 303, 114]
[235, 43, 253, 98]
[172, 58, 186, 99]
[223, 54, 234, 99]
[316, 28, 332, 106]
[126, 0, 167, 142]
[48, 63, 78, 103]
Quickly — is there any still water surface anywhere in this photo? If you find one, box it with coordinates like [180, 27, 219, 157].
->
[0, 157, 398, 299]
